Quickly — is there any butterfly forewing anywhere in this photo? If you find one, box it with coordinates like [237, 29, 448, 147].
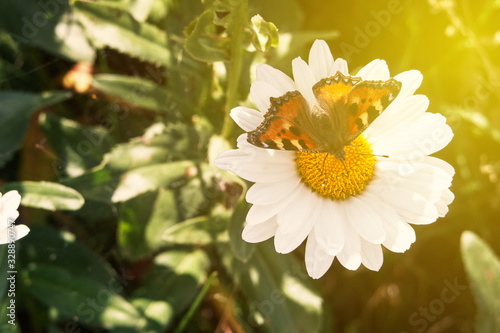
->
[247, 91, 318, 151]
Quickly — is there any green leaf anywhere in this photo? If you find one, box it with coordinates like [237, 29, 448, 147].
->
[461, 231, 500, 332]
[145, 188, 178, 249]
[20, 226, 141, 329]
[250, 15, 279, 52]
[228, 199, 254, 261]
[61, 168, 121, 203]
[4, 181, 84, 211]
[117, 191, 158, 260]
[39, 113, 114, 178]
[103, 142, 171, 171]
[162, 215, 228, 246]
[207, 134, 232, 166]
[131, 249, 210, 331]
[63, 160, 194, 203]
[86, 0, 156, 22]
[74, 1, 171, 66]
[178, 176, 210, 220]
[25, 264, 144, 330]
[222, 241, 323, 332]
[0, 2, 95, 62]
[184, 9, 230, 63]
[111, 160, 194, 202]
[102, 122, 203, 172]
[20, 226, 118, 286]
[92, 74, 169, 113]
[117, 189, 178, 259]
[0, 91, 71, 167]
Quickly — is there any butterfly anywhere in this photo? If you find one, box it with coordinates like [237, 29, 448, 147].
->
[247, 71, 402, 161]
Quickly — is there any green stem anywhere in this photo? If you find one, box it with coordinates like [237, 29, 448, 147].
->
[221, 0, 248, 139]
[173, 271, 218, 333]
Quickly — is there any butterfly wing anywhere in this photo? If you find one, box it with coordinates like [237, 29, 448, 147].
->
[346, 78, 402, 137]
[312, 72, 362, 108]
[247, 91, 318, 151]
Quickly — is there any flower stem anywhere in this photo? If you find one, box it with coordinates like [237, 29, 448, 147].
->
[222, 0, 248, 139]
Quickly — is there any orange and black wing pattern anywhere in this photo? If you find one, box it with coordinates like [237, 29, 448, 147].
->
[247, 91, 317, 151]
[312, 72, 362, 108]
[346, 78, 402, 136]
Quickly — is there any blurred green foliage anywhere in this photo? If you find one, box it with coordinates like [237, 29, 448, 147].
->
[0, 0, 499, 332]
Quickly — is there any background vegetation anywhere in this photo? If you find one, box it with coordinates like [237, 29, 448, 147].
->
[0, 0, 499, 332]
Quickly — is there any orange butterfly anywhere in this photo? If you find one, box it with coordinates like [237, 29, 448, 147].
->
[247, 72, 402, 161]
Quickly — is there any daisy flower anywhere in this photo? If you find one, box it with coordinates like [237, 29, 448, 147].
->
[0, 190, 30, 244]
[215, 40, 454, 279]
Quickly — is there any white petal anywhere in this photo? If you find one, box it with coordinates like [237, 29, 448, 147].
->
[394, 70, 423, 99]
[368, 183, 439, 224]
[361, 192, 415, 252]
[305, 234, 334, 279]
[0, 224, 30, 244]
[236, 134, 298, 161]
[374, 161, 453, 204]
[383, 220, 416, 253]
[313, 200, 345, 255]
[365, 95, 429, 140]
[441, 188, 455, 205]
[277, 185, 321, 235]
[242, 216, 278, 243]
[356, 59, 390, 80]
[370, 114, 453, 158]
[274, 191, 322, 253]
[250, 81, 283, 113]
[214, 148, 247, 171]
[256, 64, 295, 94]
[246, 175, 301, 205]
[292, 57, 317, 107]
[230, 106, 264, 132]
[336, 226, 362, 270]
[0, 190, 21, 216]
[308, 40, 334, 82]
[360, 240, 383, 271]
[215, 148, 298, 183]
[332, 58, 349, 75]
[246, 186, 302, 225]
[344, 196, 385, 244]
[435, 198, 449, 217]
[423, 156, 455, 176]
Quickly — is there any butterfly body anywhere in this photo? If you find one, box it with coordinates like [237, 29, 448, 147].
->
[247, 72, 402, 160]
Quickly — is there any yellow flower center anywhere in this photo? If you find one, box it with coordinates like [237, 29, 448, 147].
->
[296, 135, 376, 200]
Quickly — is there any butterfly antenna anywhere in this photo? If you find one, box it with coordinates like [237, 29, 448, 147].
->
[345, 151, 390, 158]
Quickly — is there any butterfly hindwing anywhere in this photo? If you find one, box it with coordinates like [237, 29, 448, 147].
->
[346, 78, 402, 136]
[247, 91, 317, 151]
